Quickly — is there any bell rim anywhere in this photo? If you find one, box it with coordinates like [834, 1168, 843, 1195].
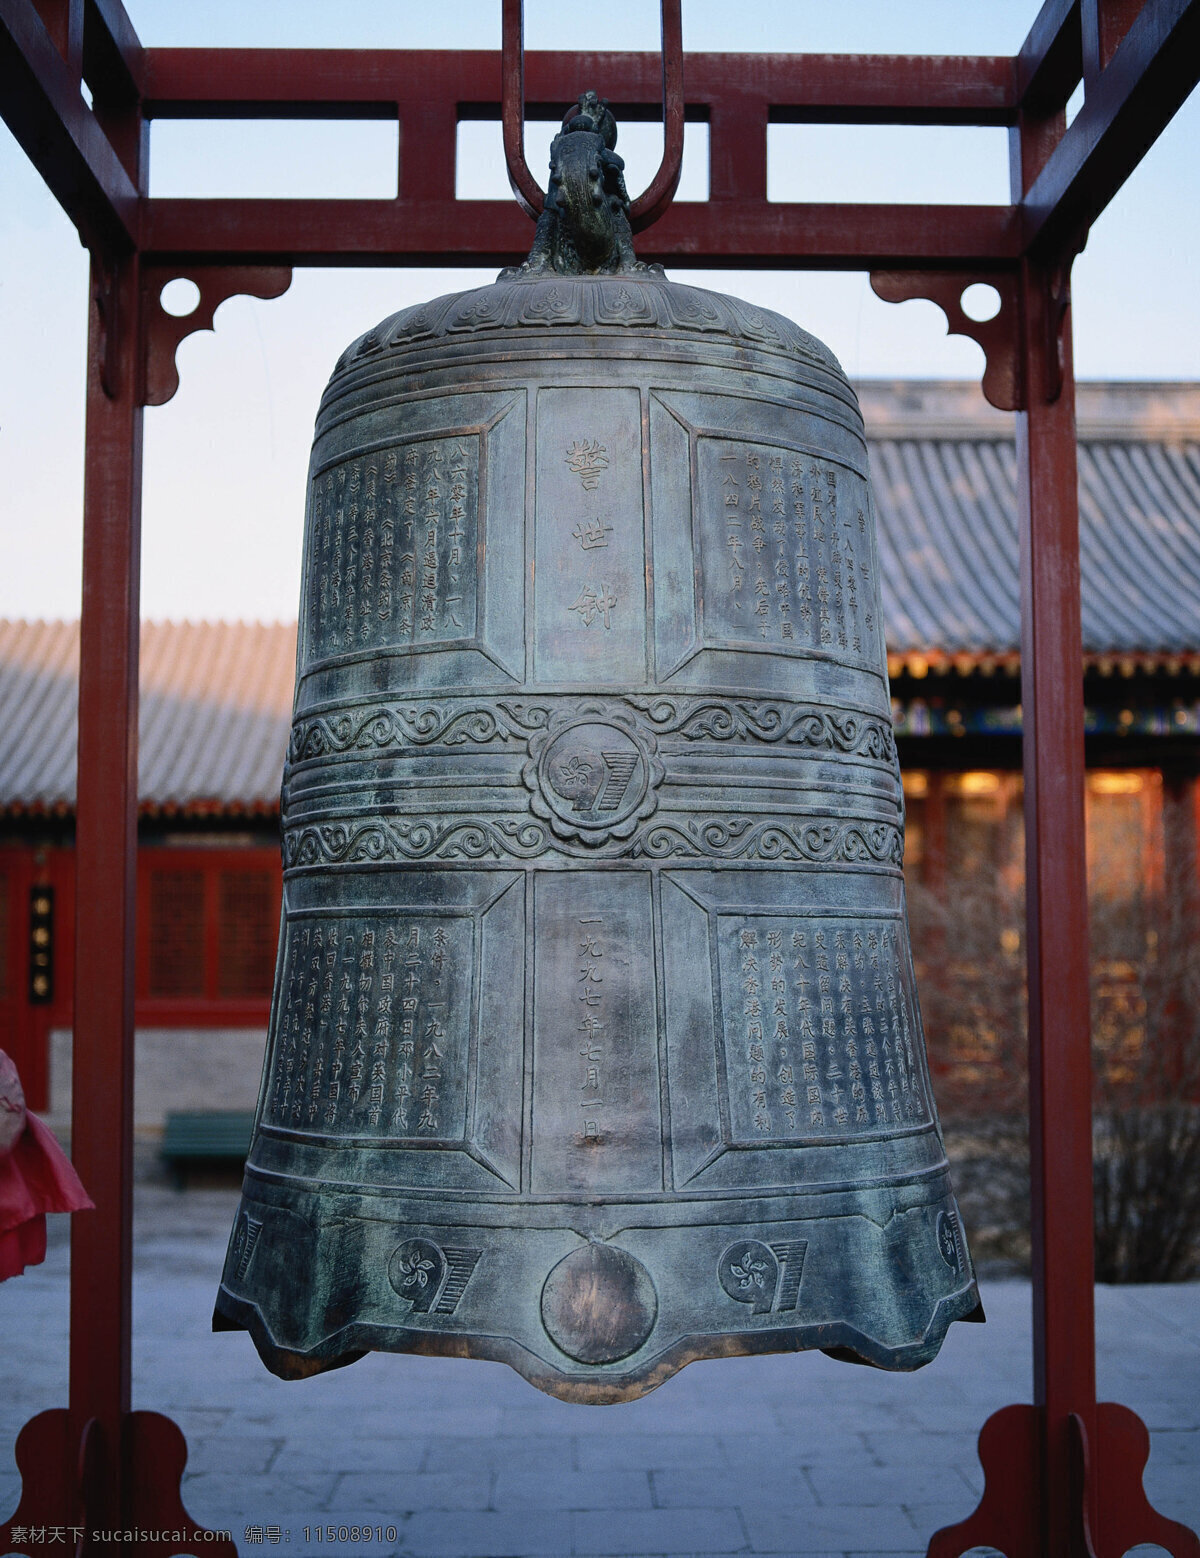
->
[213, 1277, 984, 1404]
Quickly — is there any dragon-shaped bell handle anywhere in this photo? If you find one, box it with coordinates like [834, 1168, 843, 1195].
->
[501, 0, 684, 270]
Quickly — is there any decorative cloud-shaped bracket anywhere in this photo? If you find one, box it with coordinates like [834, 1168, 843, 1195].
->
[870, 268, 1023, 412]
[140, 264, 293, 408]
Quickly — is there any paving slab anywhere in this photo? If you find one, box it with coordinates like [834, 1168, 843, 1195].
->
[493, 1470, 654, 1511]
[398, 1509, 566, 1557]
[331, 1470, 493, 1513]
[724, 1434, 873, 1473]
[740, 1502, 919, 1553]
[571, 1508, 745, 1555]
[271, 1437, 429, 1477]
[650, 1466, 817, 1511]
[423, 1433, 573, 1475]
[806, 1463, 977, 1510]
[571, 1435, 728, 1473]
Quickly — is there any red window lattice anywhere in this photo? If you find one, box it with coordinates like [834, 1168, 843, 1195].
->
[217, 870, 277, 998]
[147, 869, 206, 998]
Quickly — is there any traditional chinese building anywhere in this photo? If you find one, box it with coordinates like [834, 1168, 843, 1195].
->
[2, 380, 1197, 1124]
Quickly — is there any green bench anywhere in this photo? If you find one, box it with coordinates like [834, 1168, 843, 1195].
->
[161, 1110, 254, 1187]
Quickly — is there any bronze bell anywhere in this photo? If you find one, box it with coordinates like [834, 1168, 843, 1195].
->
[216, 96, 981, 1403]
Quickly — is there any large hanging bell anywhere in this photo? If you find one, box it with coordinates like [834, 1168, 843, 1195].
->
[216, 95, 981, 1403]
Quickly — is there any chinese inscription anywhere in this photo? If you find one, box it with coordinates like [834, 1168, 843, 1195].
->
[268, 914, 472, 1140]
[565, 443, 618, 623]
[305, 435, 479, 663]
[565, 438, 609, 490]
[569, 581, 617, 629]
[535, 389, 646, 685]
[718, 915, 927, 1141]
[699, 438, 877, 659]
[572, 516, 612, 551]
[531, 874, 662, 1195]
[577, 916, 607, 1143]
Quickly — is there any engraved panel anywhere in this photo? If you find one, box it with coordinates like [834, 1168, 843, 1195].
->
[695, 438, 878, 663]
[304, 433, 480, 664]
[266, 911, 473, 1142]
[714, 912, 929, 1143]
[474, 878, 524, 1188]
[298, 392, 525, 693]
[648, 390, 886, 697]
[531, 874, 662, 1194]
[534, 388, 647, 685]
[648, 394, 695, 677]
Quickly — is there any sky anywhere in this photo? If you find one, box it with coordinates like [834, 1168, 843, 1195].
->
[1, 1, 1197, 623]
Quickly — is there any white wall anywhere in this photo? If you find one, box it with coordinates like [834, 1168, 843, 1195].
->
[48, 1027, 268, 1131]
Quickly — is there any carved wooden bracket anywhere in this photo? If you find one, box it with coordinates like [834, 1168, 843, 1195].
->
[925, 1401, 1200, 1558]
[141, 265, 293, 407]
[869, 269, 1023, 412]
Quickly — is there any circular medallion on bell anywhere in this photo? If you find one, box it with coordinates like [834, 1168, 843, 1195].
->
[523, 703, 664, 847]
[936, 1210, 963, 1271]
[539, 720, 648, 831]
[540, 1244, 658, 1364]
[717, 1238, 781, 1315]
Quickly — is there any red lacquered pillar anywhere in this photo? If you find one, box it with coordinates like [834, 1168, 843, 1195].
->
[1015, 254, 1096, 1553]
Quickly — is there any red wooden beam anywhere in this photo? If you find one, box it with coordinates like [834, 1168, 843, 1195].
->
[1016, 257, 1097, 1552]
[29, 0, 83, 80]
[1022, 0, 1200, 251]
[81, 0, 141, 104]
[1080, 0, 1148, 89]
[140, 196, 1020, 270]
[138, 47, 1018, 123]
[69, 249, 143, 1462]
[1017, 0, 1083, 108]
[0, 0, 138, 255]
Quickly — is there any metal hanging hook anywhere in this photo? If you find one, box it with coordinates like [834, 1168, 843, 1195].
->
[501, 0, 684, 231]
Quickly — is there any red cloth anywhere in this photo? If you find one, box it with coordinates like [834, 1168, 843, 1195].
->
[0, 1114, 93, 1280]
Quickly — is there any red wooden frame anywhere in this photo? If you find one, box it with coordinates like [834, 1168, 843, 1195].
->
[2, 1, 1199, 1553]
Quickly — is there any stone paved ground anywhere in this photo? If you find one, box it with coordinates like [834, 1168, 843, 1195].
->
[2, 1186, 1197, 1558]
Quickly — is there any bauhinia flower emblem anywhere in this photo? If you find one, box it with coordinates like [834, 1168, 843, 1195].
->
[729, 1250, 770, 1293]
[522, 702, 664, 847]
[717, 1238, 785, 1315]
[386, 1236, 449, 1314]
[399, 1251, 437, 1290]
[552, 753, 595, 797]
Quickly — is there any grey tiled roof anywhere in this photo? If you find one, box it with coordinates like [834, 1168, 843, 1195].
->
[2, 384, 1198, 812]
[0, 619, 295, 814]
[870, 437, 1200, 655]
